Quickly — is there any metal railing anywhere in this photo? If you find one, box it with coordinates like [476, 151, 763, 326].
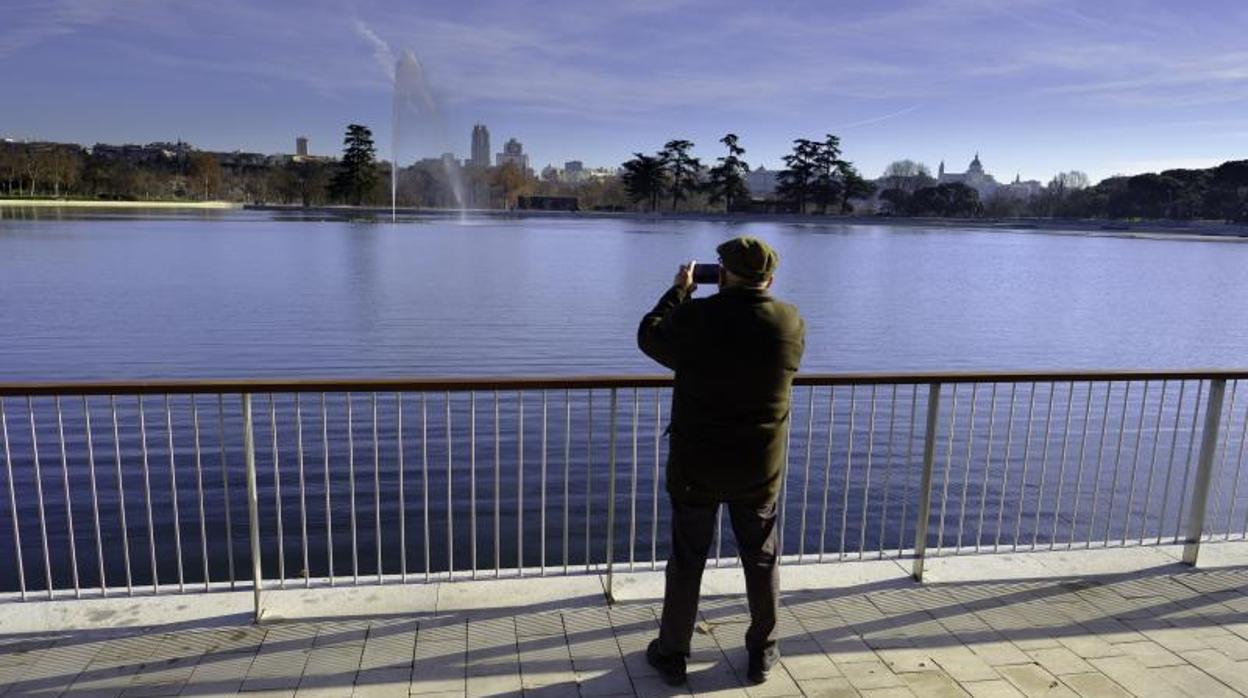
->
[2, 370, 1247, 618]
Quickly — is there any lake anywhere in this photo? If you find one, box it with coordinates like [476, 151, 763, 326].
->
[4, 210, 1248, 381]
[1, 209, 1246, 593]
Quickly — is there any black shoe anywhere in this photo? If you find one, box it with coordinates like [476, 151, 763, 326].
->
[646, 638, 687, 686]
[747, 646, 779, 684]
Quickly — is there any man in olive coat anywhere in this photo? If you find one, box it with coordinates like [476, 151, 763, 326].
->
[638, 236, 805, 685]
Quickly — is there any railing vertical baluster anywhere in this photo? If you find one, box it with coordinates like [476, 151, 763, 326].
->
[541, 391, 548, 575]
[899, 387, 918, 555]
[397, 393, 406, 583]
[111, 396, 132, 595]
[629, 388, 638, 571]
[164, 395, 183, 592]
[348, 393, 358, 583]
[269, 394, 284, 588]
[779, 388, 792, 561]
[137, 395, 157, 593]
[564, 390, 571, 575]
[1211, 381, 1240, 539]
[1012, 384, 1037, 551]
[652, 391, 660, 570]
[1174, 381, 1205, 542]
[1137, 382, 1168, 544]
[518, 391, 525, 575]
[1122, 382, 1152, 545]
[1088, 383, 1115, 546]
[911, 383, 942, 582]
[976, 384, 998, 551]
[1, 398, 26, 600]
[1229, 386, 1248, 538]
[1067, 383, 1095, 549]
[955, 385, 979, 553]
[935, 385, 957, 555]
[586, 390, 593, 571]
[839, 385, 857, 560]
[491, 391, 497, 577]
[994, 384, 1018, 552]
[296, 395, 308, 587]
[54, 396, 81, 597]
[605, 388, 617, 601]
[1183, 379, 1227, 564]
[1051, 382, 1076, 549]
[1103, 383, 1133, 546]
[859, 385, 878, 559]
[818, 386, 836, 562]
[372, 392, 382, 583]
[421, 394, 430, 582]
[470, 392, 481, 576]
[445, 392, 453, 578]
[84, 397, 106, 595]
[1032, 384, 1057, 550]
[28, 397, 53, 598]
[799, 386, 816, 560]
[878, 385, 898, 559]
[218, 395, 235, 589]
[191, 396, 209, 591]
[241, 394, 262, 622]
[1156, 382, 1187, 544]
[322, 393, 334, 585]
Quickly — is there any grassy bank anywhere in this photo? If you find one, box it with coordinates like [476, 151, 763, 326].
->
[0, 198, 240, 209]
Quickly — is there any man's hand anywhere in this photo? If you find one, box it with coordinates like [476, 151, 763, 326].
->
[674, 260, 697, 293]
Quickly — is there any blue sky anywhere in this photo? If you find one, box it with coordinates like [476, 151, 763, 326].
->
[2, 0, 1246, 182]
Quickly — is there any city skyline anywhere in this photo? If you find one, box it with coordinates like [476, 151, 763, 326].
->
[2, 0, 1246, 182]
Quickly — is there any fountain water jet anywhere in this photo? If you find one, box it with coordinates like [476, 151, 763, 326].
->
[391, 49, 466, 220]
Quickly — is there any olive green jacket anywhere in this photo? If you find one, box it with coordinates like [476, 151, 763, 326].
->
[638, 284, 805, 503]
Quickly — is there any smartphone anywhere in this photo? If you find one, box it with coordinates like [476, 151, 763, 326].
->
[692, 262, 721, 285]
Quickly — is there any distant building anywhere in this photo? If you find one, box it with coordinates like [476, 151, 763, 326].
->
[745, 166, 779, 197]
[496, 138, 529, 171]
[564, 160, 584, 182]
[470, 124, 491, 168]
[90, 140, 192, 166]
[937, 154, 1000, 198]
[541, 164, 560, 181]
[1000, 173, 1044, 199]
[295, 136, 308, 157]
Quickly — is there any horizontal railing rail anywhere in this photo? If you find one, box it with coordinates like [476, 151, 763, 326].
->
[5, 368, 1248, 395]
[1, 369, 1246, 622]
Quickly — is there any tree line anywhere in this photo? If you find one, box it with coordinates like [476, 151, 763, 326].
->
[621, 133, 875, 214]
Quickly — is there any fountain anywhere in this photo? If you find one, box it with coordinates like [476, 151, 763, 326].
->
[391, 49, 466, 220]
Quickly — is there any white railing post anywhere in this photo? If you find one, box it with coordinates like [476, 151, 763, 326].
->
[1182, 379, 1226, 565]
[605, 389, 618, 603]
[912, 383, 942, 582]
[242, 394, 263, 622]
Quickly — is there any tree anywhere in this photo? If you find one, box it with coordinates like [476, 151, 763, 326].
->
[705, 133, 750, 211]
[837, 162, 875, 213]
[775, 138, 819, 213]
[331, 124, 379, 206]
[881, 160, 933, 194]
[621, 153, 667, 212]
[910, 182, 982, 217]
[188, 152, 222, 200]
[659, 140, 701, 211]
[810, 135, 846, 214]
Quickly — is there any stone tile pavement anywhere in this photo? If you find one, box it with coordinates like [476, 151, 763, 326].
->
[0, 543, 1245, 697]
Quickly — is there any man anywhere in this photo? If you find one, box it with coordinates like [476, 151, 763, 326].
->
[637, 236, 805, 685]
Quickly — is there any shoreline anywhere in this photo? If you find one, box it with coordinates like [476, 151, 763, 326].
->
[246, 204, 1248, 242]
[0, 199, 240, 209]
[6, 199, 1246, 242]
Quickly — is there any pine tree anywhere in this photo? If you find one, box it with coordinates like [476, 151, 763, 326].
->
[332, 124, 379, 206]
[706, 134, 750, 212]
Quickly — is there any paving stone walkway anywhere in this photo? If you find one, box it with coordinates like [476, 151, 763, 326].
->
[1, 545, 1246, 697]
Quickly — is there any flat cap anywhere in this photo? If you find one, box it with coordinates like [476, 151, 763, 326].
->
[717, 236, 779, 282]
